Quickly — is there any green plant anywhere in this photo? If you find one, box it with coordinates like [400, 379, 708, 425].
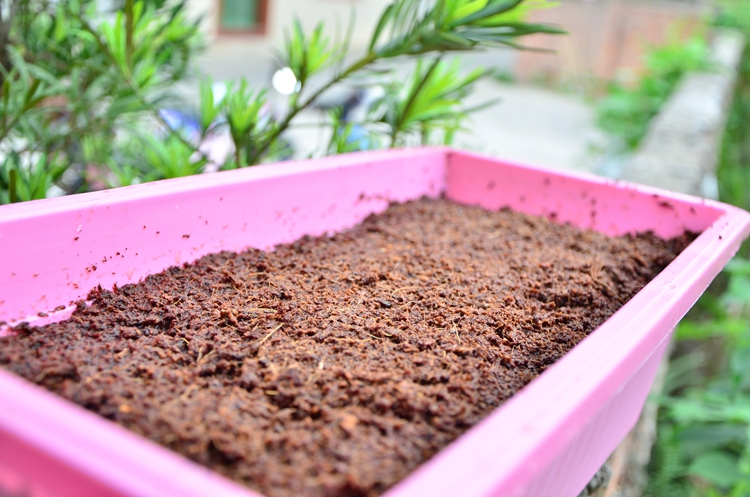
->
[377, 58, 489, 146]
[647, 259, 750, 497]
[217, 78, 271, 167]
[140, 134, 208, 180]
[0, 0, 203, 204]
[715, 0, 750, 236]
[0, 151, 67, 203]
[216, 0, 565, 167]
[325, 107, 379, 155]
[646, 6, 750, 495]
[0, 0, 564, 203]
[596, 33, 710, 150]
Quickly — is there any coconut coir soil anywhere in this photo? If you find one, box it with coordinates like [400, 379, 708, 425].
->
[1, 198, 693, 497]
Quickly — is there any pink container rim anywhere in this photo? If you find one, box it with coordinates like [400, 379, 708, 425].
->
[1, 147, 749, 497]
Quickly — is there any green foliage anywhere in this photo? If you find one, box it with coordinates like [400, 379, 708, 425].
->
[654, 19, 750, 497]
[198, 78, 222, 137]
[282, 20, 336, 88]
[0, 152, 67, 204]
[377, 58, 490, 146]
[648, 257, 750, 496]
[651, 17, 750, 472]
[691, 452, 746, 489]
[715, 1, 750, 236]
[368, 0, 563, 57]
[0, 0, 563, 204]
[140, 134, 207, 180]
[646, 424, 695, 497]
[221, 79, 270, 167]
[325, 107, 378, 155]
[0, 0, 203, 201]
[715, 0, 750, 34]
[243, 0, 565, 164]
[597, 34, 710, 150]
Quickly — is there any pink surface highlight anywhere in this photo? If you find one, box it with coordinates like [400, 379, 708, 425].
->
[0, 148, 748, 497]
[0, 148, 447, 325]
[0, 369, 257, 497]
[445, 151, 723, 238]
[522, 336, 672, 497]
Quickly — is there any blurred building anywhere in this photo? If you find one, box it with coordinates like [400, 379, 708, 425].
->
[185, 0, 709, 90]
[186, 0, 392, 88]
[515, 0, 709, 87]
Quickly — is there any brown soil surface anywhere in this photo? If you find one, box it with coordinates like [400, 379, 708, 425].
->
[0, 198, 693, 497]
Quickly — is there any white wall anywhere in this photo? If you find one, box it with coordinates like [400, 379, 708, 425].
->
[271, 0, 392, 48]
[190, 0, 391, 44]
[188, 0, 392, 86]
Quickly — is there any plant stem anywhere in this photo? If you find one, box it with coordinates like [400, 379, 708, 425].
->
[390, 56, 441, 148]
[234, 137, 242, 168]
[248, 52, 377, 164]
[0, 111, 23, 145]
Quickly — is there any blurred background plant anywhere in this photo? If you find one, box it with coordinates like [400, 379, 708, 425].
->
[644, 2, 750, 495]
[0, 0, 563, 204]
[0, 0, 203, 202]
[596, 31, 711, 152]
[647, 258, 750, 497]
[715, 0, 750, 229]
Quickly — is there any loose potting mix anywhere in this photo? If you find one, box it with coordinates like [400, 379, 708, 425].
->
[0, 198, 692, 497]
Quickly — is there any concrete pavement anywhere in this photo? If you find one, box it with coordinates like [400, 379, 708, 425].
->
[455, 79, 605, 173]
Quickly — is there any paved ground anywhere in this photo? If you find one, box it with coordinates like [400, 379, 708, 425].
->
[455, 79, 605, 173]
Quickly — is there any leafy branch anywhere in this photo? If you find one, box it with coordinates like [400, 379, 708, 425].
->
[0, 0, 564, 204]
[67, 2, 212, 166]
[243, 0, 564, 164]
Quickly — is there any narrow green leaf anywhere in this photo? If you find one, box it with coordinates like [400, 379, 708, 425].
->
[436, 32, 476, 49]
[199, 78, 221, 135]
[54, 6, 67, 42]
[8, 169, 17, 204]
[450, 0, 524, 28]
[369, 3, 395, 52]
[2, 79, 9, 107]
[22, 80, 42, 111]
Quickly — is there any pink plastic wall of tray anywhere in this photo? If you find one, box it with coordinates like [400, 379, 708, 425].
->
[1, 148, 748, 497]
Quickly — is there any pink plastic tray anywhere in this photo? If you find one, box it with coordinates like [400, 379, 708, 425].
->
[1, 148, 748, 497]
